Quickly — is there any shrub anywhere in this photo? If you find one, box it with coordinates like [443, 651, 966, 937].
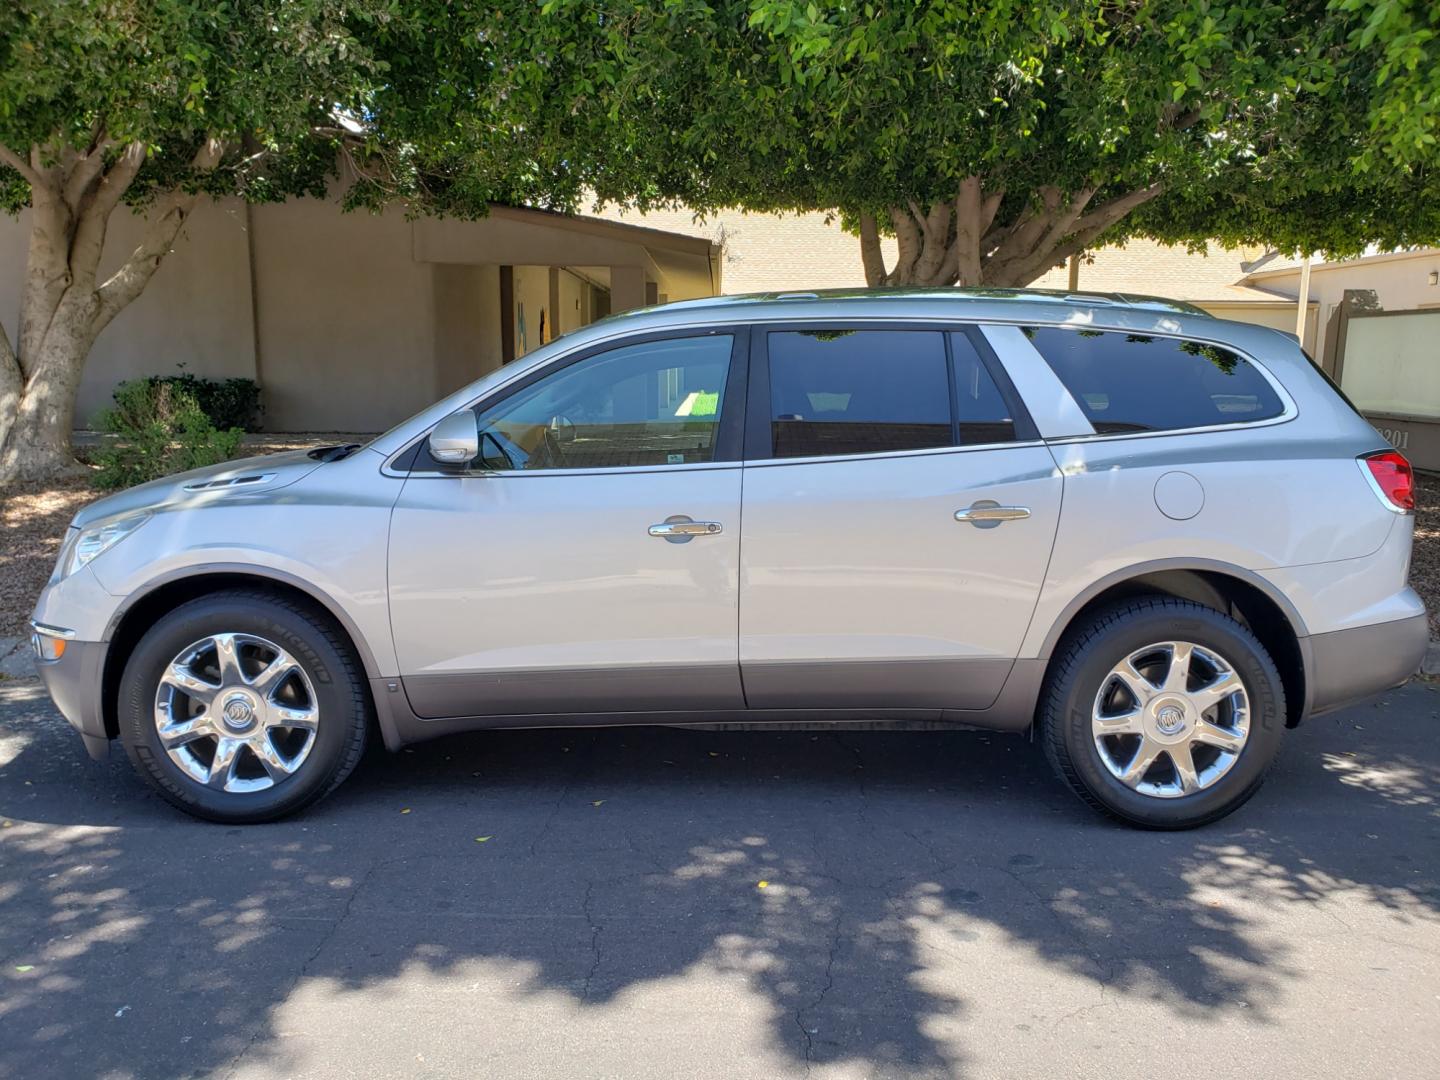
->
[144, 373, 263, 432]
[92, 379, 245, 490]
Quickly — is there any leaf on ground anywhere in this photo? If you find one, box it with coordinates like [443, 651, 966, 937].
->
[591, 800, 604, 807]
[475, 836, 492, 843]
[757, 881, 769, 889]
[15, 965, 33, 972]
[400, 808, 412, 814]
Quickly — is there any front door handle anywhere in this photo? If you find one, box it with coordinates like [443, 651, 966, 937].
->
[649, 516, 724, 542]
[954, 502, 1031, 528]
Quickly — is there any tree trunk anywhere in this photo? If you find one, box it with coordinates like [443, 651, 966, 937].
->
[857, 177, 1164, 291]
[0, 136, 224, 484]
[0, 316, 98, 483]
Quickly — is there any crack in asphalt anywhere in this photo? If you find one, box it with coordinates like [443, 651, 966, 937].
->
[900, 825, 957, 876]
[1051, 954, 1118, 1030]
[530, 752, 583, 857]
[993, 859, 1115, 995]
[581, 879, 602, 1001]
[834, 733, 870, 827]
[221, 855, 383, 1079]
[794, 923, 841, 1075]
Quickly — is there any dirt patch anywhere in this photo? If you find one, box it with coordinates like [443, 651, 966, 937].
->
[0, 473, 98, 638]
[1411, 473, 1440, 638]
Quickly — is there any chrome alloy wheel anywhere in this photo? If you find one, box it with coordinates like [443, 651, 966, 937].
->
[154, 633, 319, 793]
[1091, 641, 1250, 799]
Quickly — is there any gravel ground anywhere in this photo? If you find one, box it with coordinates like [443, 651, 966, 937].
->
[0, 474, 97, 637]
[0, 434, 367, 638]
[1414, 472, 1440, 638]
[5, 445, 1440, 641]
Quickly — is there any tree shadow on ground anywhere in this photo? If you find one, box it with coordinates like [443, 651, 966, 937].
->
[1, 682, 1437, 1078]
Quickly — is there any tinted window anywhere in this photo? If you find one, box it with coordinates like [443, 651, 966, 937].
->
[470, 335, 732, 470]
[768, 330, 951, 458]
[1024, 327, 1285, 434]
[950, 332, 1018, 445]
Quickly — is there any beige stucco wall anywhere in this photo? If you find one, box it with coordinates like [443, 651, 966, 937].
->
[433, 264, 504, 399]
[0, 198, 257, 426]
[248, 199, 440, 432]
[557, 270, 586, 334]
[3, 196, 716, 435]
[1196, 302, 1318, 348]
[1248, 252, 1440, 364]
[591, 206, 895, 294]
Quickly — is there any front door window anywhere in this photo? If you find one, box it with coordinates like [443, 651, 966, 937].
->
[471, 335, 733, 470]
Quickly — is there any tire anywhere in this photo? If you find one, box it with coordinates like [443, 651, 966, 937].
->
[1040, 596, 1285, 829]
[118, 589, 370, 823]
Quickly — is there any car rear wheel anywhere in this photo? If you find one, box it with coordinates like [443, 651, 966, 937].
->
[118, 590, 370, 823]
[1040, 596, 1285, 829]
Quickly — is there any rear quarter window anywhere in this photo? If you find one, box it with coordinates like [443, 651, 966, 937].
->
[1023, 327, 1286, 434]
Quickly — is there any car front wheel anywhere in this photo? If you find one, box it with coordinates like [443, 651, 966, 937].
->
[118, 590, 369, 823]
[1040, 596, 1286, 829]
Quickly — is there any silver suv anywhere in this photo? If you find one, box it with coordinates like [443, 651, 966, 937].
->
[30, 290, 1427, 827]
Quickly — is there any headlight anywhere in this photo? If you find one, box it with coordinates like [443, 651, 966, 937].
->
[53, 512, 151, 581]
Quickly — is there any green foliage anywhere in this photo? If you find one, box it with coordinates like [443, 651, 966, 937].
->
[92, 379, 243, 490]
[520, 0, 1440, 260]
[2, 0, 1436, 274]
[145, 373, 262, 433]
[0, 1, 584, 219]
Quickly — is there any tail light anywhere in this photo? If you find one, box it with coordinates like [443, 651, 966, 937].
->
[1360, 450, 1415, 512]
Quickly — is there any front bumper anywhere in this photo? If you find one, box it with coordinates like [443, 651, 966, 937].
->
[32, 632, 111, 760]
[1303, 612, 1429, 719]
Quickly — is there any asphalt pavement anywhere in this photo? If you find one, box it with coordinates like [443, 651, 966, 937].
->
[1, 678, 1437, 1079]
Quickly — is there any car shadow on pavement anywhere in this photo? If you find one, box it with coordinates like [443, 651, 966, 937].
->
[1, 681, 1437, 1077]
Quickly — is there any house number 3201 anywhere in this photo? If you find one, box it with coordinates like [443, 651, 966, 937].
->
[1377, 426, 1411, 449]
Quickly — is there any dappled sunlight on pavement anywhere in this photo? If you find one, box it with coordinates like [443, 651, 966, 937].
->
[2, 681, 1438, 1078]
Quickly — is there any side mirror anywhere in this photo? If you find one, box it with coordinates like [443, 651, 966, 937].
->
[428, 409, 479, 466]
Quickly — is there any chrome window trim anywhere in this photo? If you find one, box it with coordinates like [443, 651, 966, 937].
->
[1042, 410, 1298, 446]
[398, 460, 745, 481]
[384, 313, 1297, 476]
[738, 437, 1052, 470]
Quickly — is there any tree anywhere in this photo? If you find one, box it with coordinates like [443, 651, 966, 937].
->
[0, 1, 574, 483]
[525, 0, 1440, 288]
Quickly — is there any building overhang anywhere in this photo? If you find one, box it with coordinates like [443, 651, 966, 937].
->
[411, 205, 721, 300]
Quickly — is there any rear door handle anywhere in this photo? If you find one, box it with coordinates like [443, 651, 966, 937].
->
[954, 503, 1031, 528]
[649, 516, 723, 542]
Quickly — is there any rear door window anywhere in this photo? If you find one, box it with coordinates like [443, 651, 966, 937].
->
[1023, 327, 1286, 434]
[764, 329, 1020, 458]
[767, 330, 950, 458]
[950, 331, 1019, 445]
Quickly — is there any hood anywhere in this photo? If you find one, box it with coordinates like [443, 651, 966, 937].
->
[72, 449, 328, 529]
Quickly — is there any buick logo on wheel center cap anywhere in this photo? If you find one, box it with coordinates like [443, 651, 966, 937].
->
[1155, 704, 1186, 734]
[221, 693, 256, 730]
